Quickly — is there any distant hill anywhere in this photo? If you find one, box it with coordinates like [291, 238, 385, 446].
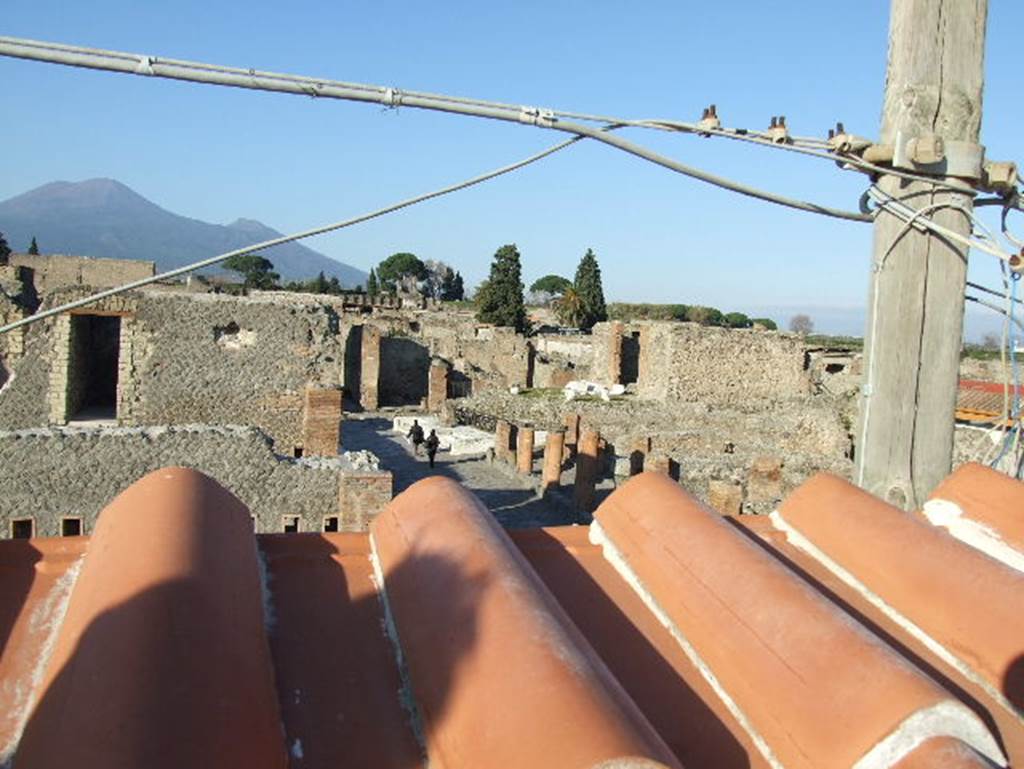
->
[0, 179, 368, 287]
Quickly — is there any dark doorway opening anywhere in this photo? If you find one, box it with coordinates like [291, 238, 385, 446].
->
[380, 337, 429, 406]
[621, 331, 641, 385]
[11, 519, 33, 539]
[68, 314, 121, 420]
[344, 326, 363, 407]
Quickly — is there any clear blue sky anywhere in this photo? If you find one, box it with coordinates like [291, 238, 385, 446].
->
[2, 1, 1022, 337]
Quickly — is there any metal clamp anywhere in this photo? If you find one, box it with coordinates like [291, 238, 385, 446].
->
[892, 130, 984, 180]
[518, 106, 555, 128]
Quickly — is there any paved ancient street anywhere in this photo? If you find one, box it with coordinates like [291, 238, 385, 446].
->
[342, 415, 577, 528]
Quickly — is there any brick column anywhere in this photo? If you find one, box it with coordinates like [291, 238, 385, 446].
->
[708, 480, 744, 516]
[747, 456, 783, 505]
[573, 428, 601, 515]
[339, 470, 393, 531]
[563, 412, 581, 461]
[303, 386, 343, 456]
[495, 419, 513, 464]
[542, 429, 566, 493]
[360, 325, 381, 410]
[427, 358, 450, 412]
[608, 321, 625, 384]
[516, 425, 535, 475]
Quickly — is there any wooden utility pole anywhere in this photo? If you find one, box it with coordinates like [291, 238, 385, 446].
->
[856, 0, 987, 509]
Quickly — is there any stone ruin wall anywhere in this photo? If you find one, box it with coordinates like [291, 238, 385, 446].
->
[0, 424, 390, 537]
[9, 253, 155, 296]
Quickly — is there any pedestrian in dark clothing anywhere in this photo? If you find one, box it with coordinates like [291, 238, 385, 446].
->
[425, 429, 440, 468]
[407, 420, 425, 455]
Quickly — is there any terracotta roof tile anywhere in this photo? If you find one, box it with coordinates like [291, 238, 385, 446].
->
[924, 462, 1024, 571]
[2, 465, 1023, 768]
[592, 472, 1002, 769]
[370, 475, 680, 769]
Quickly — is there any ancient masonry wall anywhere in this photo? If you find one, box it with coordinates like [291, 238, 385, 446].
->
[0, 425, 391, 538]
[10, 253, 155, 296]
[592, 321, 810, 404]
[0, 289, 346, 452]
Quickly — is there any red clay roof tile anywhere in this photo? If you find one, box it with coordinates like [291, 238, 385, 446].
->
[593, 472, 1003, 769]
[370, 475, 680, 769]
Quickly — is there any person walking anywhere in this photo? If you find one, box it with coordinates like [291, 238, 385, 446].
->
[425, 429, 440, 469]
[407, 420, 425, 456]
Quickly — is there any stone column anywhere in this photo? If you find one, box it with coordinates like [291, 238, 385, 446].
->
[495, 419, 512, 464]
[608, 321, 625, 384]
[708, 480, 744, 516]
[360, 325, 381, 410]
[563, 412, 581, 461]
[516, 425, 535, 475]
[573, 428, 601, 515]
[303, 386, 343, 456]
[427, 358, 450, 413]
[747, 456, 783, 506]
[542, 429, 566, 493]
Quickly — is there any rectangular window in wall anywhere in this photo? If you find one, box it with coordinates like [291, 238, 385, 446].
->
[323, 516, 339, 532]
[61, 517, 83, 537]
[11, 518, 34, 539]
[283, 516, 300, 533]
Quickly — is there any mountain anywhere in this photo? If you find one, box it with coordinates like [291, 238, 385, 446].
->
[0, 179, 368, 287]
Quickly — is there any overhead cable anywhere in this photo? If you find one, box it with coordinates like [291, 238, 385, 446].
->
[0, 35, 870, 222]
[0, 135, 583, 335]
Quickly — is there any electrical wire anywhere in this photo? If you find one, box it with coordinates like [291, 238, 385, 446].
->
[0, 135, 584, 335]
[0, 35, 873, 222]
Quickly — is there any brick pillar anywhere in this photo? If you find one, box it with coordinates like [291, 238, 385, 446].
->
[573, 428, 601, 514]
[339, 470, 393, 531]
[495, 419, 513, 464]
[608, 321, 625, 384]
[747, 456, 783, 505]
[646, 453, 678, 480]
[542, 429, 566, 493]
[427, 358, 450, 412]
[516, 425, 535, 475]
[563, 412, 581, 462]
[360, 325, 381, 410]
[303, 386, 343, 456]
[708, 480, 744, 516]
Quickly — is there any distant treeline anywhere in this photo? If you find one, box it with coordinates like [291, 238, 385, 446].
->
[607, 303, 777, 330]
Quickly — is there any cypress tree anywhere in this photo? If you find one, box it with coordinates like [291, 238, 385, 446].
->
[573, 248, 608, 330]
[452, 271, 465, 301]
[476, 244, 527, 333]
[0, 231, 9, 265]
[27, 237, 39, 255]
[367, 268, 379, 296]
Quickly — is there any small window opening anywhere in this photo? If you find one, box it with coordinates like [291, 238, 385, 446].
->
[11, 518, 34, 539]
[323, 516, 339, 532]
[825, 362, 846, 374]
[283, 516, 300, 533]
[293, 446, 304, 458]
[61, 517, 82, 537]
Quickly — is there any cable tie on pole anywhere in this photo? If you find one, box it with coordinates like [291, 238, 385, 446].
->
[135, 55, 155, 76]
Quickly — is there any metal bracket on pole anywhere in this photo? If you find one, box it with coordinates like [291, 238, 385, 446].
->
[892, 130, 984, 180]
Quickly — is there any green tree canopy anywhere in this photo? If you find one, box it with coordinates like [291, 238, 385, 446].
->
[750, 318, 778, 330]
[476, 244, 527, 333]
[0, 231, 10, 265]
[686, 306, 725, 326]
[367, 268, 379, 296]
[724, 312, 752, 328]
[223, 253, 280, 290]
[530, 274, 572, 295]
[27, 237, 39, 255]
[573, 248, 607, 331]
[441, 269, 465, 301]
[377, 252, 427, 294]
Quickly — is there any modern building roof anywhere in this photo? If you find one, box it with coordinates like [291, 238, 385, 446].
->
[0, 463, 1021, 768]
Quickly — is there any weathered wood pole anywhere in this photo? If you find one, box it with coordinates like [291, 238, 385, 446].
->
[856, 0, 987, 509]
